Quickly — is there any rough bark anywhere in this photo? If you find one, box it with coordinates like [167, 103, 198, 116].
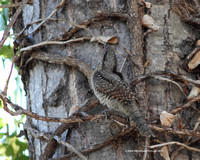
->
[13, 0, 200, 160]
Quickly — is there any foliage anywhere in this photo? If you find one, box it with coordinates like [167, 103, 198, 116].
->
[0, 105, 28, 160]
[0, 0, 29, 159]
[0, 45, 13, 59]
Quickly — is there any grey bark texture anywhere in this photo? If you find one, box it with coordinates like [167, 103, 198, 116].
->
[14, 0, 200, 160]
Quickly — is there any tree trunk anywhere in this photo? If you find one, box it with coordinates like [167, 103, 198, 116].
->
[14, 0, 200, 159]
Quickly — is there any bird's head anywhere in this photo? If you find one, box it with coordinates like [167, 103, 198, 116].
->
[97, 44, 117, 72]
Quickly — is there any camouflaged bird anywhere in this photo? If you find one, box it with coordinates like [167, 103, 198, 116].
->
[91, 45, 154, 137]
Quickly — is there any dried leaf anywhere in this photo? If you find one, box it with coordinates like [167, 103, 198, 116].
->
[142, 14, 159, 32]
[187, 86, 200, 99]
[188, 51, 200, 70]
[144, 2, 151, 8]
[160, 111, 175, 127]
[79, 24, 87, 28]
[90, 36, 118, 44]
[143, 59, 149, 68]
[196, 40, 200, 46]
[183, 80, 188, 94]
[141, 0, 151, 8]
[160, 146, 170, 160]
[68, 105, 79, 116]
[176, 117, 185, 130]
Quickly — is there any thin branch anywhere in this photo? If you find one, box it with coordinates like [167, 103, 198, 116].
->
[154, 76, 186, 97]
[59, 12, 131, 41]
[54, 136, 87, 160]
[42, 96, 99, 160]
[143, 137, 150, 160]
[25, 123, 87, 160]
[24, 123, 51, 140]
[170, 95, 200, 114]
[21, 51, 93, 86]
[0, 0, 29, 50]
[186, 47, 200, 60]
[27, 0, 66, 36]
[3, 63, 14, 94]
[150, 125, 200, 138]
[0, 1, 31, 8]
[68, 66, 79, 116]
[171, 117, 200, 160]
[149, 141, 200, 152]
[54, 128, 134, 160]
[0, 89, 123, 124]
[42, 124, 71, 160]
[20, 37, 91, 52]
[119, 57, 127, 73]
[0, 91, 104, 122]
[15, 17, 94, 43]
[1, 97, 19, 116]
[132, 71, 200, 86]
[0, 3, 20, 8]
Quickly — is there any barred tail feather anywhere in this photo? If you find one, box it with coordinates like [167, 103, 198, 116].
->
[129, 109, 154, 137]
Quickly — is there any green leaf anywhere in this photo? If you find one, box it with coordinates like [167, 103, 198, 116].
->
[16, 139, 28, 153]
[0, 13, 6, 30]
[0, 133, 5, 138]
[0, 100, 2, 108]
[2, 8, 8, 22]
[1, 57, 6, 68]
[0, 7, 9, 30]
[0, 45, 13, 59]
[0, 0, 10, 5]
[0, 143, 7, 156]
[0, 118, 4, 129]
[5, 136, 19, 156]
[15, 155, 29, 160]
[5, 143, 14, 157]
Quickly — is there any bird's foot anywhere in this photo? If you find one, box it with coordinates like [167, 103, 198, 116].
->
[102, 109, 113, 123]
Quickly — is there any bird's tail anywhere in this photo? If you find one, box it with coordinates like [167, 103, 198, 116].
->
[127, 106, 154, 137]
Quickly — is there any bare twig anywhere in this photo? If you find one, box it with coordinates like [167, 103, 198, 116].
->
[3, 63, 14, 94]
[2, 58, 15, 115]
[25, 123, 87, 160]
[143, 137, 149, 160]
[186, 47, 200, 60]
[119, 57, 127, 73]
[0, 89, 124, 124]
[21, 51, 93, 86]
[0, 3, 20, 8]
[60, 12, 131, 41]
[170, 95, 200, 114]
[154, 76, 186, 97]
[0, 0, 29, 50]
[132, 71, 200, 86]
[1, 97, 19, 116]
[20, 37, 91, 52]
[27, 0, 66, 36]
[150, 125, 200, 138]
[24, 123, 51, 140]
[149, 141, 200, 152]
[171, 117, 200, 160]
[54, 136, 87, 160]
[68, 66, 79, 116]
[0, 1, 31, 8]
[42, 97, 99, 160]
[15, 17, 93, 44]
[54, 128, 134, 160]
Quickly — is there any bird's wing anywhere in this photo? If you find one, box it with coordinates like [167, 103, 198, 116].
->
[93, 71, 136, 105]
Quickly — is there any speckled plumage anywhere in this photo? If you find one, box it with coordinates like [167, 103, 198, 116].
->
[91, 45, 154, 137]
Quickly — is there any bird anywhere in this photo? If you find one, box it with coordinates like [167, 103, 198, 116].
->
[91, 44, 154, 137]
